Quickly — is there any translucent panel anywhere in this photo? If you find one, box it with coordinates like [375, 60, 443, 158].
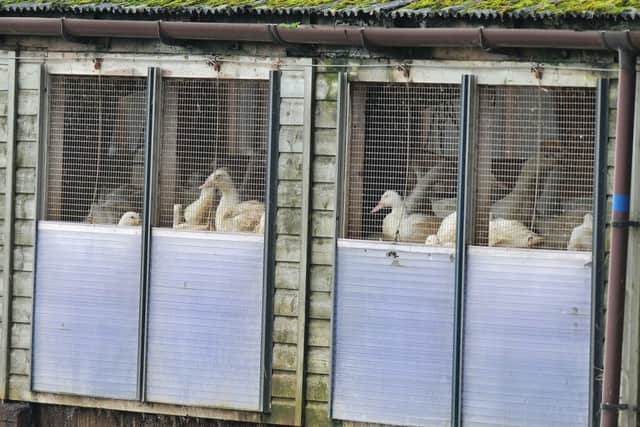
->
[146, 230, 264, 410]
[33, 222, 140, 400]
[332, 240, 455, 427]
[462, 247, 592, 427]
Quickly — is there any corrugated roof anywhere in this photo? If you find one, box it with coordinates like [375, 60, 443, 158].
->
[1, 0, 640, 22]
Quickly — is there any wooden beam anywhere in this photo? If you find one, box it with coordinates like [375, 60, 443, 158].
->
[0, 51, 17, 401]
[294, 64, 314, 426]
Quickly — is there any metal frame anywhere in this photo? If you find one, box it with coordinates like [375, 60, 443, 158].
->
[139, 66, 161, 402]
[260, 69, 281, 413]
[30, 64, 48, 394]
[590, 78, 610, 427]
[0, 51, 17, 400]
[328, 71, 348, 418]
[452, 74, 476, 427]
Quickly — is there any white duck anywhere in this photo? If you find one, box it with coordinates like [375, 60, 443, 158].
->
[425, 211, 457, 247]
[183, 181, 217, 227]
[202, 168, 264, 233]
[567, 213, 593, 251]
[117, 211, 141, 226]
[372, 190, 439, 243]
[489, 217, 543, 248]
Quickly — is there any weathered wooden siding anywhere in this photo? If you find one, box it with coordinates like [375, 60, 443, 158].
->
[270, 68, 306, 425]
[304, 67, 338, 427]
[7, 59, 40, 400]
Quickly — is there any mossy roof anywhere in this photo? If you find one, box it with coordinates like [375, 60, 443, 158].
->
[1, 0, 639, 22]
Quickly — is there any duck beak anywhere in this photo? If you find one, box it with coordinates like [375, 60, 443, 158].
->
[371, 202, 383, 213]
[199, 179, 213, 190]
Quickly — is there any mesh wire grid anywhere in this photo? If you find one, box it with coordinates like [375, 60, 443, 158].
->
[473, 85, 596, 251]
[157, 78, 269, 233]
[46, 75, 147, 225]
[345, 82, 461, 244]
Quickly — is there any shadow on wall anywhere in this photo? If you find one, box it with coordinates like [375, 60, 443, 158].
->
[28, 404, 269, 427]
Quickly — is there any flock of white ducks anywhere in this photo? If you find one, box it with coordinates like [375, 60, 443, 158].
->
[372, 163, 591, 250]
[174, 168, 264, 233]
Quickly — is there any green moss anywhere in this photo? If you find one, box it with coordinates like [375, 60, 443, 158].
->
[0, 0, 636, 13]
[405, 0, 637, 13]
[264, 0, 334, 8]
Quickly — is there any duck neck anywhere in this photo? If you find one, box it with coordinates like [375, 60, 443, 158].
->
[218, 182, 240, 209]
[389, 196, 405, 215]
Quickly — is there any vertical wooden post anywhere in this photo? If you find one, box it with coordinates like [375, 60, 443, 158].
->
[0, 51, 17, 401]
[294, 64, 314, 426]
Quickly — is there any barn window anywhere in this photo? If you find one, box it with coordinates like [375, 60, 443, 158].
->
[332, 81, 461, 426]
[145, 78, 269, 409]
[33, 75, 146, 399]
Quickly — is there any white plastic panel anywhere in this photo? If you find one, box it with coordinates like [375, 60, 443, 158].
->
[32, 221, 141, 400]
[145, 229, 264, 410]
[332, 239, 455, 427]
[462, 247, 592, 427]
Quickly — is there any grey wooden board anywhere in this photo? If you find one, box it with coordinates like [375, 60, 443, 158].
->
[32, 222, 141, 400]
[462, 247, 592, 427]
[332, 240, 455, 427]
[145, 229, 264, 410]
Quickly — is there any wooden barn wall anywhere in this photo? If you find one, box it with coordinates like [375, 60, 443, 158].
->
[0, 42, 629, 427]
[5, 58, 39, 400]
[271, 67, 306, 424]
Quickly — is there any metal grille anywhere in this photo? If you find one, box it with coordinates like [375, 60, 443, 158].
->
[46, 75, 146, 225]
[345, 83, 460, 244]
[473, 85, 596, 250]
[157, 78, 268, 232]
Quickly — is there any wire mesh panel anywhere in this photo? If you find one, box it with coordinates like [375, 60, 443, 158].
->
[146, 78, 269, 409]
[33, 75, 146, 399]
[46, 76, 146, 225]
[472, 86, 596, 250]
[346, 83, 460, 245]
[156, 78, 268, 232]
[332, 82, 460, 426]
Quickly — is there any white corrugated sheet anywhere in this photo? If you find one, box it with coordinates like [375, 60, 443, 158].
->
[32, 221, 141, 400]
[145, 229, 264, 410]
[462, 247, 592, 427]
[332, 239, 455, 427]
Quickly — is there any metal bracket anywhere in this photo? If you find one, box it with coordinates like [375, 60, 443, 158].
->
[397, 63, 410, 79]
[206, 55, 222, 72]
[611, 220, 640, 228]
[601, 402, 631, 411]
[531, 63, 544, 81]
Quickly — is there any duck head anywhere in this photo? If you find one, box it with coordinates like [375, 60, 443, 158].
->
[118, 211, 141, 226]
[526, 232, 544, 248]
[371, 190, 402, 213]
[200, 168, 233, 192]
